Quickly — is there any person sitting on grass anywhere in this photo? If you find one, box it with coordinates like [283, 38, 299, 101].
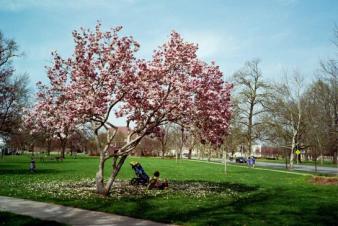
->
[147, 171, 168, 190]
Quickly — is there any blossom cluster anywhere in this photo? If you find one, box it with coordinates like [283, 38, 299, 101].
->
[27, 23, 232, 150]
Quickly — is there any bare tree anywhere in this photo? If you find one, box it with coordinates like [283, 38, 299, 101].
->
[318, 57, 337, 164]
[265, 72, 305, 169]
[233, 59, 269, 155]
[223, 96, 246, 157]
[0, 31, 29, 136]
[156, 124, 172, 158]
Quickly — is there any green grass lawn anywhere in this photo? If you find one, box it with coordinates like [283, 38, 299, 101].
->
[0, 211, 67, 226]
[0, 155, 337, 226]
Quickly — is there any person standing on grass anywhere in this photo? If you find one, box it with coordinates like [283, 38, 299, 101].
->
[252, 156, 256, 168]
[29, 159, 36, 172]
[247, 157, 252, 168]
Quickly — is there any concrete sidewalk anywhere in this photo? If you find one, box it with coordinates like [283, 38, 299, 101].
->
[0, 196, 176, 226]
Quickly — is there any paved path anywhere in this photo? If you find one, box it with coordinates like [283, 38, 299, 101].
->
[0, 196, 176, 226]
[190, 157, 338, 175]
[255, 161, 338, 175]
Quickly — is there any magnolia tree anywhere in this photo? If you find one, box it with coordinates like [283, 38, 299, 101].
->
[32, 23, 232, 195]
[24, 72, 77, 157]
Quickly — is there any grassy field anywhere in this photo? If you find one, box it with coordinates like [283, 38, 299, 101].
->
[0, 155, 337, 226]
[0, 211, 67, 226]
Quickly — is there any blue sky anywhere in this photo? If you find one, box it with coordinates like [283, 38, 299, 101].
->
[0, 0, 337, 90]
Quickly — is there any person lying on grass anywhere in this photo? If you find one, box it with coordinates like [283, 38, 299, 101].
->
[147, 171, 168, 190]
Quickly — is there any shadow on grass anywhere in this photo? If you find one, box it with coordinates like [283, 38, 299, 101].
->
[171, 180, 258, 193]
[104, 182, 337, 226]
[0, 168, 60, 175]
[103, 180, 260, 224]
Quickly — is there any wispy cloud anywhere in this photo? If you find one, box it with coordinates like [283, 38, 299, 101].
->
[180, 30, 241, 61]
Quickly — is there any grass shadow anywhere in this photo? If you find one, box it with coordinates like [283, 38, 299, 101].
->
[104, 184, 337, 226]
[0, 168, 60, 175]
[170, 180, 259, 193]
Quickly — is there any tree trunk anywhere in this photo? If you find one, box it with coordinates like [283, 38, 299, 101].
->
[333, 151, 337, 165]
[284, 148, 288, 169]
[30, 143, 35, 157]
[179, 127, 184, 160]
[161, 149, 165, 159]
[304, 150, 309, 161]
[161, 143, 165, 159]
[96, 154, 106, 194]
[290, 108, 301, 169]
[314, 148, 318, 173]
[188, 148, 192, 159]
[223, 148, 227, 175]
[289, 130, 297, 169]
[60, 139, 66, 159]
[46, 138, 52, 156]
[104, 155, 127, 195]
[247, 99, 254, 156]
[297, 153, 301, 164]
[57, 133, 68, 159]
[208, 148, 211, 162]
[95, 131, 142, 195]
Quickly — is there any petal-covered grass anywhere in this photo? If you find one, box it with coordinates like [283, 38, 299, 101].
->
[0, 154, 337, 226]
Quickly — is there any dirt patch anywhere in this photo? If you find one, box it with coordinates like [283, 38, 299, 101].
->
[310, 176, 338, 185]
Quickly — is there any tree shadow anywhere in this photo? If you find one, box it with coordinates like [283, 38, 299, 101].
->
[170, 180, 259, 193]
[103, 180, 259, 223]
[105, 183, 338, 226]
[0, 168, 60, 175]
[0, 164, 21, 168]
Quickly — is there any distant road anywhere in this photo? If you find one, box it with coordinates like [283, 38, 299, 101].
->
[255, 161, 338, 175]
[190, 157, 338, 175]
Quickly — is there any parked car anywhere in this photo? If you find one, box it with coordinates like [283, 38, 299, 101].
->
[235, 157, 247, 163]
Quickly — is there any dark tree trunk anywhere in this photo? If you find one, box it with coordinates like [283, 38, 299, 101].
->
[298, 153, 302, 163]
[161, 141, 165, 159]
[208, 148, 211, 162]
[188, 148, 192, 159]
[60, 138, 67, 159]
[30, 143, 35, 156]
[333, 151, 337, 164]
[46, 139, 52, 156]
[161, 148, 165, 159]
